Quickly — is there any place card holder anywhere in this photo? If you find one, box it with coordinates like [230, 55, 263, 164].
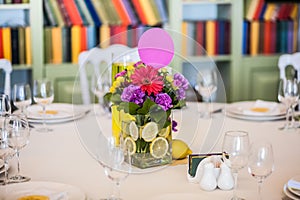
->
[188, 152, 228, 177]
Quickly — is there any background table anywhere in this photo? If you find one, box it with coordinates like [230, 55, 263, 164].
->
[1, 102, 299, 200]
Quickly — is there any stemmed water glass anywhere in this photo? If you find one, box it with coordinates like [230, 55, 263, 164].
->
[12, 83, 32, 116]
[91, 72, 111, 116]
[6, 114, 30, 183]
[0, 94, 13, 185]
[248, 142, 274, 200]
[195, 68, 218, 118]
[97, 135, 131, 200]
[222, 130, 250, 200]
[33, 79, 54, 132]
[278, 78, 299, 130]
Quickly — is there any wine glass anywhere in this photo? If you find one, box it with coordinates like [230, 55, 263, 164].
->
[12, 83, 32, 116]
[0, 94, 11, 117]
[33, 79, 54, 132]
[195, 68, 218, 118]
[97, 135, 131, 200]
[91, 72, 111, 116]
[222, 130, 250, 200]
[278, 78, 299, 130]
[248, 142, 274, 200]
[0, 94, 13, 185]
[6, 114, 30, 183]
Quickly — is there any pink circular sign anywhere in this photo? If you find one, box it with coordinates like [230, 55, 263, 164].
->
[138, 28, 174, 69]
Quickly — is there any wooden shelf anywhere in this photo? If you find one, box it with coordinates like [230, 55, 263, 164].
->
[0, 4, 30, 10]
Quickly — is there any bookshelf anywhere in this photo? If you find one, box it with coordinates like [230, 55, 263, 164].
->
[169, 0, 240, 102]
[169, 0, 299, 102]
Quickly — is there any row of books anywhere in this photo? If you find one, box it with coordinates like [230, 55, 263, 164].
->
[0, 0, 29, 3]
[182, 20, 231, 56]
[43, 24, 154, 64]
[0, 26, 31, 65]
[243, 19, 298, 55]
[245, 0, 298, 21]
[43, 0, 168, 27]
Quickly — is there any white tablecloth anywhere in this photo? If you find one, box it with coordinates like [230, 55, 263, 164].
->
[1, 102, 299, 200]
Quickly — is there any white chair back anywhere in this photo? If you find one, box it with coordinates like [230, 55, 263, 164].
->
[0, 59, 12, 98]
[79, 44, 138, 105]
[278, 52, 300, 83]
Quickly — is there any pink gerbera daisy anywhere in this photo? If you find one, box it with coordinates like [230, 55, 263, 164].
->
[131, 65, 164, 95]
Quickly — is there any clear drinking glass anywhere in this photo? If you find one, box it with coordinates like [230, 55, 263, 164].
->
[248, 142, 274, 200]
[98, 136, 131, 200]
[6, 114, 30, 183]
[91, 72, 111, 116]
[12, 83, 32, 116]
[0, 94, 13, 185]
[33, 79, 54, 132]
[195, 68, 218, 118]
[222, 130, 250, 200]
[278, 78, 299, 130]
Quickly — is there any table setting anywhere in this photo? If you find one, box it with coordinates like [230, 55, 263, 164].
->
[1, 28, 300, 200]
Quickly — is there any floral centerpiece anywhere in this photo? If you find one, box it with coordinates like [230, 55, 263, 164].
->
[104, 61, 189, 169]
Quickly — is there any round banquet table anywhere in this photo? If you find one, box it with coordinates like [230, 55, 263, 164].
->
[0, 101, 299, 200]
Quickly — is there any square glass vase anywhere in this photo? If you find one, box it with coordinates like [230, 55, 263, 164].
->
[115, 111, 173, 169]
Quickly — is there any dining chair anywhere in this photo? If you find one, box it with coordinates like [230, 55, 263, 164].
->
[0, 59, 12, 98]
[278, 52, 300, 82]
[78, 44, 138, 105]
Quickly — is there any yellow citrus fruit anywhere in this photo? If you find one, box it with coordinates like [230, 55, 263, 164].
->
[124, 137, 136, 155]
[141, 122, 158, 142]
[129, 121, 139, 141]
[158, 126, 171, 138]
[150, 137, 169, 159]
[172, 139, 192, 160]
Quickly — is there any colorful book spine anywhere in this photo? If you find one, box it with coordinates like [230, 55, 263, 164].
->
[195, 21, 205, 55]
[131, 0, 148, 25]
[63, 0, 83, 25]
[71, 25, 81, 63]
[49, 0, 65, 27]
[85, 0, 102, 27]
[44, 27, 52, 63]
[112, 0, 131, 25]
[205, 20, 216, 56]
[18, 27, 25, 64]
[100, 24, 110, 48]
[25, 26, 31, 65]
[51, 27, 63, 64]
[56, 0, 72, 26]
[122, 0, 138, 25]
[43, 0, 57, 26]
[11, 27, 19, 64]
[250, 20, 259, 55]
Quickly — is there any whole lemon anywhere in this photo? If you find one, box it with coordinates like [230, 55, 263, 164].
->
[172, 139, 192, 160]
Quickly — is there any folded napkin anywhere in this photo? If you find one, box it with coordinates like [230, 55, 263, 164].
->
[243, 100, 280, 116]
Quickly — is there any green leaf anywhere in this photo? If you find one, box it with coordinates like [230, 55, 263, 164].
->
[137, 98, 156, 115]
[118, 102, 140, 115]
[149, 105, 170, 129]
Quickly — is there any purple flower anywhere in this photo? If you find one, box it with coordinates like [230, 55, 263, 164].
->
[173, 73, 189, 100]
[115, 70, 127, 79]
[155, 93, 172, 111]
[172, 120, 178, 132]
[121, 85, 145, 105]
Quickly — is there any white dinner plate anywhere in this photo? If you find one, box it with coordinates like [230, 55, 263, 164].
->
[226, 101, 285, 117]
[0, 159, 4, 174]
[27, 103, 90, 124]
[226, 110, 285, 121]
[288, 175, 300, 197]
[0, 181, 86, 199]
[284, 184, 300, 200]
